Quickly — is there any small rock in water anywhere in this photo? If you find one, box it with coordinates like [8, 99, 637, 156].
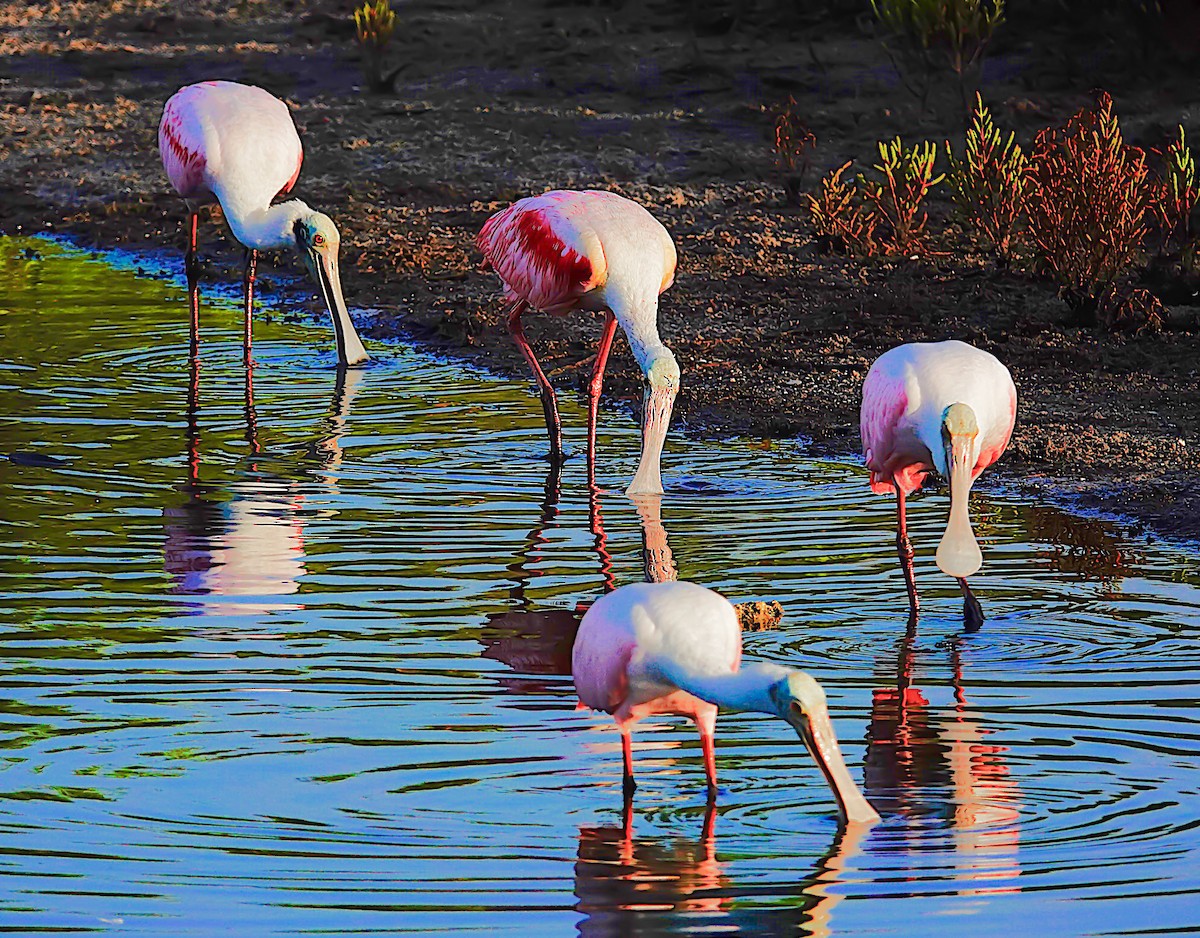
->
[734, 600, 784, 632]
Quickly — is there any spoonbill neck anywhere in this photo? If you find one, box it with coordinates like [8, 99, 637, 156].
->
[608, 294, 668, 375]
[218, 195, 310, 251]
[625, 379, 676, 496]
[619, 296, 679, 496]
[648, 658, 790, 714]
[648, 657, 879, 825]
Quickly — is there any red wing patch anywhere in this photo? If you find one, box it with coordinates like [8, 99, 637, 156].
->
[159, 107, 207, 199]
[861, 379, 933, 495]
[603, 644, 632, 712]
[478, 203, 596, 312]
[278, 144, 303, 199]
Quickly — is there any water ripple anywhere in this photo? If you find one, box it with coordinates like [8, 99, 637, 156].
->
[0, 237, 1197, 935]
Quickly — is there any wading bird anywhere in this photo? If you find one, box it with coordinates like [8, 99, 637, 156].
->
[572, 580, 879, 825]
[159, 80, 368, 366]
[860, 340, 1017, 630]
[477, 190, 679, 494]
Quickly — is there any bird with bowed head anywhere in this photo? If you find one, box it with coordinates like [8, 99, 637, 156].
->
[572, 580, 879, 826]
[861, 340, 1017, 630]
[478, 189, 679, 494]
[159, 80, 368, 366]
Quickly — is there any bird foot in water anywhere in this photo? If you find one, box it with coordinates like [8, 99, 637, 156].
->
[623, 776, 637, 798]
[963, 593, 985, 633]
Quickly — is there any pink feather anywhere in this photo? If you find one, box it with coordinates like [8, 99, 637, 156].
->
[158, 81, 304, 207]
[477, 190, 613, 313]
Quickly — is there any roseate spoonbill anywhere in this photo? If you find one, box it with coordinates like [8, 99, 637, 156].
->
[572, 580, 879, 825]
[861, 340, 1017, 630]
[477, 190, 680, 494]
[159, 80, 368, 366]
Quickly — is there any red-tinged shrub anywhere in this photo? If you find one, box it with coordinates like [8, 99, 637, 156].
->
[774, 98, 817, 206]
[859, 137, 944, 255]
[1025, 92, 1151, 325]
[806, 161, 879, 257]
[1099, 284, 1165, 334]
[945, 93, 1027, 264]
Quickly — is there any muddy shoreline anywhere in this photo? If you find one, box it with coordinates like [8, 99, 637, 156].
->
[1, 1, 1197, 544]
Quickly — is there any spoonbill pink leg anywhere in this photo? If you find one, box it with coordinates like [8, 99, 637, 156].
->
[621, 729, 636, 796]
[586, 311, 618, 487]
[506, 300, 564, 460]
[242, 248, 257, 364]
[700, 725, 718, 802]
[244, 357, 260, 457]
[894, 483, 920, 622]
[588, 483, 618, 593]
[186, 209, 200, 352]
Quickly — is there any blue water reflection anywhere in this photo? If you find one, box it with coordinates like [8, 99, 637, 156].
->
[0, 237, 1197, 936]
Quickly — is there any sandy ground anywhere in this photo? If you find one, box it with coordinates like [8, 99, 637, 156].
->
[1, 0, 1197, 542]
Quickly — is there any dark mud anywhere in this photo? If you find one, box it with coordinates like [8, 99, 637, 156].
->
[1, 0, 1197, 541]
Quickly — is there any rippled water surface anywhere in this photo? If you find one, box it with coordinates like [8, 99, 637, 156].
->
[1, 237, 1198, 936]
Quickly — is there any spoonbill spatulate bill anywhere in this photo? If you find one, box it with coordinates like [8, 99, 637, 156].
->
[572, 580, 879, 825]
[478, 189, 680, 494]
[159, 80, 368, 366]
[860, 340, 1017, 630]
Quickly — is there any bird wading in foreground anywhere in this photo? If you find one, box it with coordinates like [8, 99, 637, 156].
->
[477, 190, 680, 494]
[860, 340, 1017, 630]
[159, 80, 369, 366]
[572, 580, 879, 825]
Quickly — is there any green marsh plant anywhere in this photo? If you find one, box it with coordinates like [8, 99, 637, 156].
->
[870, 0, 1005, 119]
[859, 137, 944, 255]
[945, 94, 1027, 264]
[353, 0, 402, 94]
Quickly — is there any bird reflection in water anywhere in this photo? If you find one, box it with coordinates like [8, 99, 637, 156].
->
[487, 485, 871, 934]
[575, 802, 726, 930]
[865, 622, 1021, 893]
[1025, 504, 1142, 598]
[630, 490, 677, 585]
[480, 477, 680, 693]
[163, 347, 362, 616]
[574, 800, 871, 937]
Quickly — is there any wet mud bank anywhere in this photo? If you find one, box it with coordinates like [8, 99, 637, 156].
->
[1, 0, 1197, 543]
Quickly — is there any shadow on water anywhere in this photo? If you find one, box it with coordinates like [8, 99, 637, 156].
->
[1, 236, 1199, 936]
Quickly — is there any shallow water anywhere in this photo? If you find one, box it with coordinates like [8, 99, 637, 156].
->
[0, 236, 1197, 936]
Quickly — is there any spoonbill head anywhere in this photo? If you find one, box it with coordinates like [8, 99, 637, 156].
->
[292, 212, 367, 366]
